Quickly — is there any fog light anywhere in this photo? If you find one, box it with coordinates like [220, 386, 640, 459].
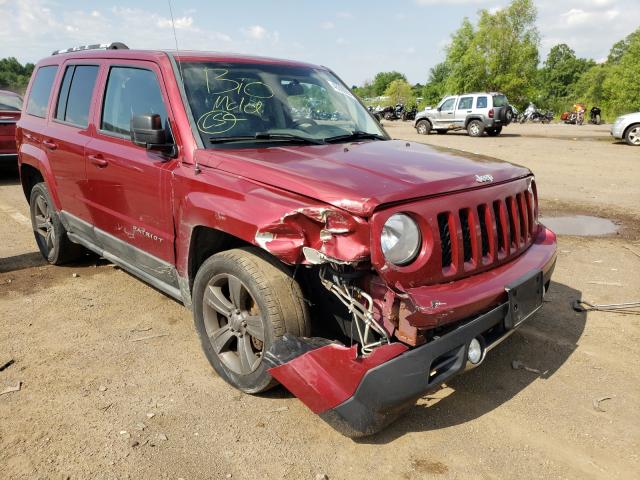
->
[468, 338, 483, 364]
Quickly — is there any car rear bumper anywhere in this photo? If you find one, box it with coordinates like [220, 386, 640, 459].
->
[266, 227, 557, 437]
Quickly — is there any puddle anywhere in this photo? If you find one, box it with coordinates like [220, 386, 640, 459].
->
[541, 215, 619, 236]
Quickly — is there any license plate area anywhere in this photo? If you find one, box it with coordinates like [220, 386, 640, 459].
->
[505, 270, 543, 329]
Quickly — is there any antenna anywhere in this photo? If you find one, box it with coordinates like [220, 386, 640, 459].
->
[167, 0, 201, 174]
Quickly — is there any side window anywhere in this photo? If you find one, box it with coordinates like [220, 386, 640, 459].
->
[458, 97, 473, 110]
[55, 65, 99, 127]
[101, 67, 167, 137]
[26, 66, 58, 118]
[476, 96, 488, 109]
[440, 98, 456, 111]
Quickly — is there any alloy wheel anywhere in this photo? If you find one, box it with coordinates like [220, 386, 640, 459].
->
[629, 127, 640, 145]
[33, 194, 55, 254]
[202, 273, 265, 375]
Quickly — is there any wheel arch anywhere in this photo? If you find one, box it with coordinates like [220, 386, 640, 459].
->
[464, 116, 484, 128]
[18, 144, 60, 208]
[623, 122, 640, 142]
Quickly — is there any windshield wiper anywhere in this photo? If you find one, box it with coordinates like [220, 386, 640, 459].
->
[208, 132, 325, 145]
[324, 130, 387, 143]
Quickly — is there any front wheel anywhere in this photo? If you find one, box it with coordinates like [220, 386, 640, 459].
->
[624, 124, 640, 146]
[415, 119, 431, 135]
[192, 248, 310, 393]
[29, 182, 84, 265]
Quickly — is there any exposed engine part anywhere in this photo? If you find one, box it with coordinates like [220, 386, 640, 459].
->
[319, 267, 389, 354]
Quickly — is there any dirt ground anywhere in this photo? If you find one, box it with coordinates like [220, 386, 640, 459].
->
[1, 123, 639, 480]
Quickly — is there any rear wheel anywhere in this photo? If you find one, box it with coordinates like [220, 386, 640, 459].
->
[486, 126, 502, 137]
[415, 119, 431, 135]
[29, 182, 84, 265]
[467, 120, 484, 137]
[192, 248, 310, 393]
[625, 124, 640, 146]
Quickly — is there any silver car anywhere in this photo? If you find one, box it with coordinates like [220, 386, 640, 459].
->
[611, 112, 640, 146]
[414, 92, 513, 137]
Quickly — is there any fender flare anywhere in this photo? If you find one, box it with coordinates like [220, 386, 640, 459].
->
[19, 143, 61, 208]
[464, 116, 484, 129]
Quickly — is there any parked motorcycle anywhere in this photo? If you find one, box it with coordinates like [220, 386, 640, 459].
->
[541, 110, 554, 124]
[519, 103, 543, 123]
[401, 106, 417, 121]
[562, 104, 586, 125]
[590, 107, 602, 125]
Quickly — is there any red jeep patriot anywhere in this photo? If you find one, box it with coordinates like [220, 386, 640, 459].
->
[17, 43, 557, 436]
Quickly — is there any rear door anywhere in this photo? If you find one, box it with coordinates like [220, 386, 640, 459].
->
[454, 96, 473, 126]
[47, 61, 101, 218]
[84, 60, 176, 270]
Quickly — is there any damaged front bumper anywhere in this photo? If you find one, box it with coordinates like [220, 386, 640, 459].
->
[265, 227, 557, 437]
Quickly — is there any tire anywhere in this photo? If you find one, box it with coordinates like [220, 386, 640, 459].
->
[624, 124, 640, 146]
[486, 126, 502, 136]
[504, 106, 514, 124]
[467, 120, 484, 137]
[415, 119, 431, 135]
[192, 247, 310, 393]
[384, 112, 393, 121]
[29, 182, 84, 265]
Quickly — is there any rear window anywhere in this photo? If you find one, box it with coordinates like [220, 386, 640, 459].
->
[55, 65, 99, 128]
[0, 93, 23, 112]
[492, 95, 508, 107]
[476, 96, 488, 109]
[26, 66, 58, 118]
[458, 97, 473, 110]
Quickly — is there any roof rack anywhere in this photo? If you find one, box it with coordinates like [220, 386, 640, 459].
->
[52, 42, 129, 56]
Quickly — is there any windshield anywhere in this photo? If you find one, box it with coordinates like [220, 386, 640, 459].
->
[0, 93, 23, 112]
[180, 62, 387, 147]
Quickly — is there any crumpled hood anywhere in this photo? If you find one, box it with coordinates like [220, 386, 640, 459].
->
[196, 140, 531, 217]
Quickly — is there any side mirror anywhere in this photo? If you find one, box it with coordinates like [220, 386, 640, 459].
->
[437, 107, 442, 112]
[131, 114, 176, 157]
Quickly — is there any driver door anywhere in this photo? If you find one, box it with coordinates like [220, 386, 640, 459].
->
[435, 97, 456, 128]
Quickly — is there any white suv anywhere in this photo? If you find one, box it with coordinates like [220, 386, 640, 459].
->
[414, 92, 513, 137]
[611, 112, 640, 146]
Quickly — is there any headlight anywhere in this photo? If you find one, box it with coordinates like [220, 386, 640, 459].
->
[381, 213, 421, 265]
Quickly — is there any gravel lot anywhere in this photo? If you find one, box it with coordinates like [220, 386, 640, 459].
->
[1, 123, 639, 479]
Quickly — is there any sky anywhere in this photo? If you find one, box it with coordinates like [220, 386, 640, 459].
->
[0, 0, 638, 86]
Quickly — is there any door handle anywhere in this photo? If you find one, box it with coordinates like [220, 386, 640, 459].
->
[88, 154, 109, 168]
[467, 110, 472, 113]
[43, 140, 58, 150]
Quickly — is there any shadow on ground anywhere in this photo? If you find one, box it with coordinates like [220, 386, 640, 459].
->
[355, 280, 585, 444]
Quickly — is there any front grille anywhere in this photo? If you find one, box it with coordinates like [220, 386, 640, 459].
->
[437, 213, 452, 268]
[459, 209, 473, 263]
[477, 205, 490, 257]
[435, 185, 536, 276]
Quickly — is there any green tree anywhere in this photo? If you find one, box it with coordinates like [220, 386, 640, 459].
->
[439, 0, 540, 106]
[421, 62, 450, 106]
[540, 44, 594, 100]
[602, 27, 640, 116]
[384, 79, 415, 106]
[0, 57, 35, 94]
[371, 71, 407, 97]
